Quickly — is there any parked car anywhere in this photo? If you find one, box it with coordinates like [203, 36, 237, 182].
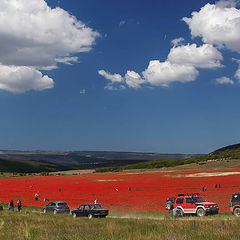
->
[230, 192, 240, 216]
[71, 203, 109, 219]
[43, 201, 70, 214]
[165, 193, 219, 217]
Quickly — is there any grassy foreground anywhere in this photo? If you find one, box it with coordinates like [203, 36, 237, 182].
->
[0, 206, 240, 240]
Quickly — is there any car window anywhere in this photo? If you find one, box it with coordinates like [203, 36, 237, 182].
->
[79, 205, 84, 210]
[49, 202, 56, 206]
[58, 203, 67, 207]
[193, 197, 206, 203]
[93, 204, 102, 209]
[176, 198, 184, 204]
[186, 198, 193, 204]
[84, 205, 90, 210]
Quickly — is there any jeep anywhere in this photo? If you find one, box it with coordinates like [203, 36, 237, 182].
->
[166, 193, 219, 217]
[230, 192, 240, 216]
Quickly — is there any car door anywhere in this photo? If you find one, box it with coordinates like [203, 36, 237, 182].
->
[185, 198, 195, 214]
[77, 205, 85, 216]
[83, 205, 90, 217]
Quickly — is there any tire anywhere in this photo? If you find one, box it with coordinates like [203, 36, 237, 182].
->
[233, 207, 240, 217]
[88, 214, 93, 219]
[178, 209, 184, 217]
[43, 209, 47, 214]
[196, 208, 206, 217]
[166, 201, 173, 210]
[72, 213, 77, 218]
[53, 210, 57, 215]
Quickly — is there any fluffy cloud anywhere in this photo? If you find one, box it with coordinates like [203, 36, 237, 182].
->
[98, 70, 123, 83]
[125, 71, 145, 88]
[235, 67, 240, 81]
[0, 0, 99, 93]
[183, 2, 240, 53]
[168, 43, 223, 69]
[100, 42, 223, 89]
[0, 65, 53, 93]
[216, 76, 234, 85]
[171, 37, 185, 47]
[142, 60, 198, 87]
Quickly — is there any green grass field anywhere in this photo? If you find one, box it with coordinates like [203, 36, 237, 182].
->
[0, 205, 239, 240]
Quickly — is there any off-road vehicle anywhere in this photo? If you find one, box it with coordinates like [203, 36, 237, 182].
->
[166, 193, 219, 216]
[230, 192, 240, 216]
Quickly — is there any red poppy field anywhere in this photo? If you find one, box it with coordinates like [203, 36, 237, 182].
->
[0, 169, 240, 212]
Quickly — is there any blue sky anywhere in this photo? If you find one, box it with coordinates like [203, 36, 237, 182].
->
[0, 0, 240, 153]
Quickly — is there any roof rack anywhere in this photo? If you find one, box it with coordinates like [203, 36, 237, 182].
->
[177, 193, 200, 197]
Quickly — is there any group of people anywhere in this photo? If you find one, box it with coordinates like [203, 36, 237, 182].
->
[8, 199, 22, 211]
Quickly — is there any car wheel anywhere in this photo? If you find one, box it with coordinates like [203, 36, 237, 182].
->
[72, 213, 77, 218]
[43, 209, 47, 214]
[233, 207, 240, 217]
[166, 201, 173, 210]
[88, 214, 93, 219]
[53, 210, 57, 215]
[177, 209, 184, 217]
[196, 208, 206, 217]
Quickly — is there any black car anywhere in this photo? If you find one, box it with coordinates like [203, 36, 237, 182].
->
[71, 203, 109, 219]
[43, 201, 70, 214]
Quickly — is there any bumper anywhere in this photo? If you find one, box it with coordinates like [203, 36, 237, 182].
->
[205, 207, 219, 214]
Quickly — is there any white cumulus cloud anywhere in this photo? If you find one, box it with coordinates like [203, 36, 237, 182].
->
[142, 60, 199, 87]
[98, 70, 123, 83]
[183, 2, 240, 53]
[168, 43, 223, 69]
[0, 0, 99, 93]
[125, 71, 145, 88]
[0, 65, 53, 93]
[216, 76, 234, 85]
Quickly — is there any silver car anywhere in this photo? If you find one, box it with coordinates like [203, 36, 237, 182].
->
[43, 201, 70, 214]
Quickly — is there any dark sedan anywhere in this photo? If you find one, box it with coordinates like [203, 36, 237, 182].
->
[43, 201, 70, 214]
[71, 203, 108, 218]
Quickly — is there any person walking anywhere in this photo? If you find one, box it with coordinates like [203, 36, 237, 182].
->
[35, 193, 39, 201]
[17, 200, 22, 212]
[8, 200, 14, 211]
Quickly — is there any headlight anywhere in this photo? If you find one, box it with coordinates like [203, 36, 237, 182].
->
[205, 205, 210, 208]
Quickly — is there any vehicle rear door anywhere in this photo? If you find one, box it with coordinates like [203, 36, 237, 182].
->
[184, 198, 196, 214]
[175, 197, 184, 209]
[48, 202, 56, 213]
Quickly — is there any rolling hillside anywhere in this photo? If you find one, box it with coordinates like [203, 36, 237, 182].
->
[0, 150, 200, 173]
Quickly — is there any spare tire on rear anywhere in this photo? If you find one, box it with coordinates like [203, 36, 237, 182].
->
[166, 201, 173, 210]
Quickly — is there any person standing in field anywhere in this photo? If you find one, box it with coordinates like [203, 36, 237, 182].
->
[17, 200, 22, 212]
[8, 200, 14, 211]
[35, 193, 39, 201]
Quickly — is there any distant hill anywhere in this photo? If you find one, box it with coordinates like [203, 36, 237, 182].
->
[96, 144, 240, 172]
[0, 150, 201, 173]
[0, 158, 72, 173]
[212, 143, 240, 153]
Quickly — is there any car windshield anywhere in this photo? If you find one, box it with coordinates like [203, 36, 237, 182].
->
[58, 203, 67, 206]
[92, 204, 102, 209]
[193, 197, 207, 203]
